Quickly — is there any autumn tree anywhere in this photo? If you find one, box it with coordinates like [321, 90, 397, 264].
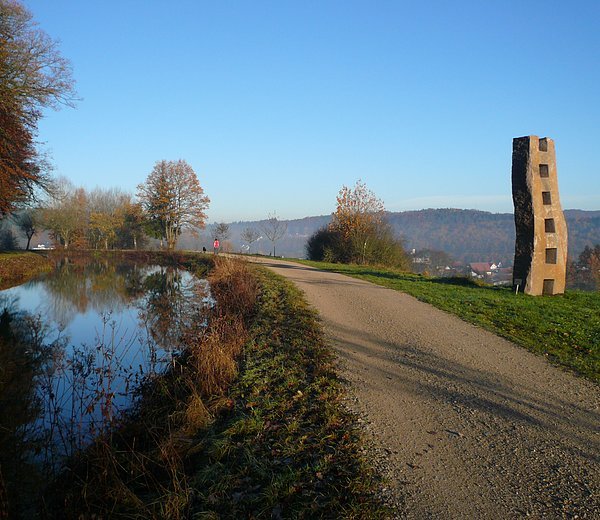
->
[241, 227, 260, 253]
[0, 0, 76, 213]
[0, 103, 40, 213]
[12, 208, 38, 249]
[87, 187, 129, 249]
[40, 178, 87, 249]
[137, 160, 209, 250]
[261, 213, 287, 257]
[119, 200, 146, 249]
[330, 179, 385, 262]
[308, 179, 408, 268]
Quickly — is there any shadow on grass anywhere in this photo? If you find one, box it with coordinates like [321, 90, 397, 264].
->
[355, 269, 488, 290]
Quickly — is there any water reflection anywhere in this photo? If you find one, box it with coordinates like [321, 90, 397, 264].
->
[0, 300, 54, 517]
[0, 258, 210, 515]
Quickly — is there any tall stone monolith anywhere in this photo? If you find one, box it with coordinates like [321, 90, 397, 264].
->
[512, 136, 568, 295]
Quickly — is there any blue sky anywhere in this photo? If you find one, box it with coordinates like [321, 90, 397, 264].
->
[27, 0, 600, 222]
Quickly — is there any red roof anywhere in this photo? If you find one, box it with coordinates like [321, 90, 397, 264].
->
[469, 262, 492, 274]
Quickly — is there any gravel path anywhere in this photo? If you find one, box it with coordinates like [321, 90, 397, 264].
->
[250, 258, 600, 519]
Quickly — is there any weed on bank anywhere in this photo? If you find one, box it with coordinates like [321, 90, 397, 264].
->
[42, 256, 387, 519]
[0, 251, 52, 289]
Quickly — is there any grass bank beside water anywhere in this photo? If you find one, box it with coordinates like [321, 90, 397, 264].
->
[45, 255, 387, 519]
[297, 260, 600, 384]
[0, 251, 53, 289]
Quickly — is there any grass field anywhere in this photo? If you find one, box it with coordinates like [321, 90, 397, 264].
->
[296, 260, 600, 383]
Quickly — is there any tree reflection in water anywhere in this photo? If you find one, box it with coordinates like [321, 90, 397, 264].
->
[0, 258, 211, 516]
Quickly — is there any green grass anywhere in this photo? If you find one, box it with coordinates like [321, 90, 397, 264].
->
[295, 260, 600, 383]
[187, 266, 389, 518]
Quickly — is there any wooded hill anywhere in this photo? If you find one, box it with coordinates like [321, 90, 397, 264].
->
[214, 209, 600, 265]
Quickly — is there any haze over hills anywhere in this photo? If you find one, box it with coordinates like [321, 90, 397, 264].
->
[196, 209, 600, 265]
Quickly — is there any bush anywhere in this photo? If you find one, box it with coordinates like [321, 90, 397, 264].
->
[0, 229, 17, 250]
[306, 227, 341, 262]
[306, 224, 409, 269]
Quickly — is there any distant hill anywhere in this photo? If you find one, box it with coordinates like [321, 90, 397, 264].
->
[7, 207, 596, 265]
[203, 209, 600, 265]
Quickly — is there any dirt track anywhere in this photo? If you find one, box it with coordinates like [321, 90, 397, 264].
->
[250, 257, 599, 519]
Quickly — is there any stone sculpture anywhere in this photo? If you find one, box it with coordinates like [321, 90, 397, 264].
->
[512, 136, 568, 295]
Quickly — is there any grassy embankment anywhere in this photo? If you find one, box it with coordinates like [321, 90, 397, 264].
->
[297, 260, 600, 383]
[0, 251, 53, 289]
[46, 255, 387, 519]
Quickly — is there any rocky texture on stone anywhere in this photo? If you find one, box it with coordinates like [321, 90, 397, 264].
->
[512, 136, 568, 295]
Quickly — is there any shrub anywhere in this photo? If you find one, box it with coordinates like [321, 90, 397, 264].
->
[306, 223, 409, 269]
[306, 226, 341, 261]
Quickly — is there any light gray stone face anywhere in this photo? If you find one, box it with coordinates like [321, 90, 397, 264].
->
[512, 136, 568, 295]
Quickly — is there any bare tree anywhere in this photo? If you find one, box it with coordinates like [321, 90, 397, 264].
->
[240, 227, 260, 253]
[13, 208, 38, 249]
[137, 160, 210, 250]
[261, 213, 287, 257]
[214, 222, 230, 241]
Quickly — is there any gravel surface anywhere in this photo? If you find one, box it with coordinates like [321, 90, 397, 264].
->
[250, 258, 600, 519]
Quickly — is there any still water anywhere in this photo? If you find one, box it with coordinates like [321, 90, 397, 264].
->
[0, 257, 210, 491]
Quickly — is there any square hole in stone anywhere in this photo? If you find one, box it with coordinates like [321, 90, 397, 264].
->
[545, 248, 557, 264]
[539, 138, 548, 152]
[542, 279, 554, 295]
[542, 191, 552, 205]
[545, 218, 556, 232]
[539, 164, 549, 177]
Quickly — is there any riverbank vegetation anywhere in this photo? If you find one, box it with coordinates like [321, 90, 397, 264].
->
[298, 260, 600, 383]
[0, 251, 52, 289]
[39, 255, 387, 518]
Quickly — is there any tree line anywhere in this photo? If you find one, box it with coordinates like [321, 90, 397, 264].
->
[6, 159, 210, 251]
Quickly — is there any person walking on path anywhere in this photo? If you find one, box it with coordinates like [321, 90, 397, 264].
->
[213, 238, 220, 254]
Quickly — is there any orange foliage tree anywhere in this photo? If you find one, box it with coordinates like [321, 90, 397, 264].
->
[307, 179, 408, 267]
[137, 160, 210, 250]
[0, 0, 76, 214]
[0, 104, 40, 213]
[329, 179, 390, 263]
[330, 179, 385, 243]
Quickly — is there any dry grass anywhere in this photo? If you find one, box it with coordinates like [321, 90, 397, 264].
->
[43, 256, 257, 519]
[209, 256, 259, 319]
[0, 251, 52, 289]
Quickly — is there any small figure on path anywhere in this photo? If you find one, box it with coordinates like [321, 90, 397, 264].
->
[202, 246, 207, 253]
[213, 239, 220, 254]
